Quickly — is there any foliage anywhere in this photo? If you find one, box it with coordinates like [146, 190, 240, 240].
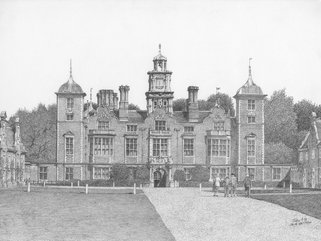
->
[207, 92, 235, 116]
[173, 169, 185, 182]
[264, 89, 298, 149]
[265, 142, 296, 164]
[10, 104, 57, 163]
[83, 102, 98, 111]
[198, 99, 212, 111]
[111, 163, 130, 185]
[173, 98, 186, 111]
[189, 166, 210, 182]
[134, 166, 150, 184]
[128, 103, 141, 110]
[293, 99, 320, 132]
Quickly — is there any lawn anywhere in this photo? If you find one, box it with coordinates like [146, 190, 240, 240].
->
[253, 193, 321, 220]
[0, 187, 175, 241]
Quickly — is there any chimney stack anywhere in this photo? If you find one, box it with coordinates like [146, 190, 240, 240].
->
[119, 85, 130, 121]
[113, 93, 118, 109]
[97, 89, 116, 109]
[187, 86, 199, 122]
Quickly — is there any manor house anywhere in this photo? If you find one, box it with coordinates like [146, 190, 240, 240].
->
[38, 46, 290, 186]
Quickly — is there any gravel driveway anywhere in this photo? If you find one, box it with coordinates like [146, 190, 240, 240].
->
[144, 188, 321, 241]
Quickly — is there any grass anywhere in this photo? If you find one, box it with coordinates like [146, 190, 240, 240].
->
[0, 187, 175, 241]
[253, 193, 321, 220]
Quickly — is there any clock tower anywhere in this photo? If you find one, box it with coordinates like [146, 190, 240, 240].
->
[146, 44, 174, 114]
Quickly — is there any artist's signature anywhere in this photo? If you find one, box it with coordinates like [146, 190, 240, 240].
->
[290, 217, 311, 226]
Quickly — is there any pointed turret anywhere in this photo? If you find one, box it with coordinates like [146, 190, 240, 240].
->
[234, 58, 264, 97]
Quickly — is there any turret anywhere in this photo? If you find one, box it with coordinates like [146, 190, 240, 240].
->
[146, 44, 174, 114]
[234, 59, 267, 180]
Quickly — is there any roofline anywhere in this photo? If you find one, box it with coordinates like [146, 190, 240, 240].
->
[55, 92, 86, 97]
[299, 131, 310, 149]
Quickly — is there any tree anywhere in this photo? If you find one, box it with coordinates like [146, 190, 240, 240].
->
[135, 166, 150, 184]
[190, 166, 210, 182]
[173, 169, 186, 182]
[293, 99, 316, 132]
[111, 163, 130, 185]
[265, 142, 296, 164]
[11, 104, 57, 163]
[207, 92, 235, 116]
[128, 103, 140, 110]
[198, 99, 212, 111]
[264, 89, 298, 149]
[173, 98, 186, 111]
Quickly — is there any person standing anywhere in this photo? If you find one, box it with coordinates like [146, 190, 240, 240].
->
[244, 174, 252, 198]
[213, 174, 221, 197]
[230, 173, 237, 197]
[224, 176, 231, 197]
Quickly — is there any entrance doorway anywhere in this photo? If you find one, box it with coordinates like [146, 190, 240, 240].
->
[153, 168, 167, 187]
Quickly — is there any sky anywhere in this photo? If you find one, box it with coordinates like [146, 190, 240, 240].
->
[0, 0, 321, 117]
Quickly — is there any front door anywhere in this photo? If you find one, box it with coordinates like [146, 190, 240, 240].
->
[154, 171, 161, 187]
[154, 169, 167, 187]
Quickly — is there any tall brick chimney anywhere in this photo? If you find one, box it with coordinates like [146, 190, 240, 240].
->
[113, 93, 118, 109]
[187, 86, 199, 122]
[97, 89, 116, 108]
[119, 85, 130, 121]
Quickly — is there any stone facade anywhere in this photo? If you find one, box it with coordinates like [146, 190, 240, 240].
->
[40, 46, 290, 187]
[0, 112, 26, 187]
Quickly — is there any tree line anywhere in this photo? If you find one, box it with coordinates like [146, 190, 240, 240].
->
[10, 89, 320, 164]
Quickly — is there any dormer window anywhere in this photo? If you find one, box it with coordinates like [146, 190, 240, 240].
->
[98, 121, 109, 130]
[67, 98, 74, 110]
[248, 99, 255, 110]
[155, 120, 166, 131]
[214, 122, 224, 131]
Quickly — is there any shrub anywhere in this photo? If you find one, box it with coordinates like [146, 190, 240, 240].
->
[135, 166, 150, 185]
[111, 164, 130, 186]
[173, 170, 185, 182]
[190, 166, 210, 182]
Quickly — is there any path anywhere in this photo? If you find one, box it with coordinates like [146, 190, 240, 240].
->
[143, 188, 321, 241]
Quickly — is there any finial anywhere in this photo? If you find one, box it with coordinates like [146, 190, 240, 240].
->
[69, 59, 72, 78]
[159, 44, 161, 54]
[249, 58, 252, 76]
[247, 57, 253, 85]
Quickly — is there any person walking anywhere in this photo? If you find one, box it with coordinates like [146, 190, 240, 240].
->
[230, 173, 237, 197]
[224, 176, 231, 197]
[244, 174, 252, 198]
[213, 174, 221, 197]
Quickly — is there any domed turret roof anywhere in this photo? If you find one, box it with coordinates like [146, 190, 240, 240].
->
[58, 77, 85, 94]
[235, 63, 265, 97]
[153, 44, 167, 61]
[56, 61, 85, 95]
[236, 80, 264, 95]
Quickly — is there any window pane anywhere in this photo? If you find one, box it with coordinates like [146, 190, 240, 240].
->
[247, 139, 255, 157]
[126, 138, 137, 156]
[184, 139, 194, 156]
[98, 121, 109, 130]
[155, 121, 166, 131]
